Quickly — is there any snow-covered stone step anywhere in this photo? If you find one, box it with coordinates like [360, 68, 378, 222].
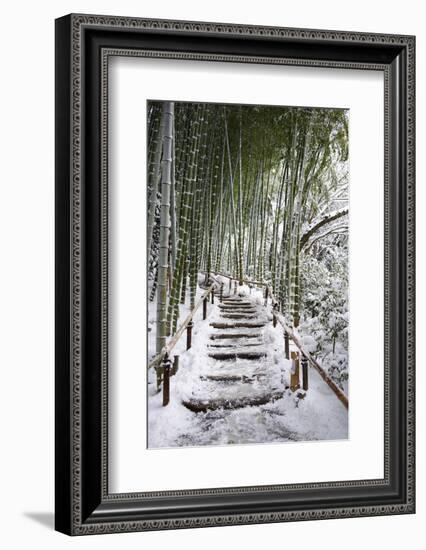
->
[222, 300, 252, 305]
[220, 310, 260, 319]
[208, 350, 267, 360]
[201, 372, 266, 383]
[200, 365, 267, 379]
[201, 374, 246, 382]
[221, 313, 257, 320]
[204, 359, 267, 375]
[208, 341, 263, 348]
[182, 386, 284, 412]
[210, 332, 262, 340]
[218, 309, 257, 314]
[219, 303, 255, 308]
[208, 344, 265, 355]
[210, 322, 266, 329]
[219, 303, 257, 308]
[218, 312, 257, 316]
[220, 309, 259, 317]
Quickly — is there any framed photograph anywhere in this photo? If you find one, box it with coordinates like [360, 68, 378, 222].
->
[55, 14, 415, 535]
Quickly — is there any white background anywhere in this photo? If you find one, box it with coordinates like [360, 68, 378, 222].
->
[0, 0, 423, 549]
[110, 58, 384, 492]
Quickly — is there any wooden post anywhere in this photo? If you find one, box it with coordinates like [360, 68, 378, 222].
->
[284, 331, 290, 359]
[186, 320, 194, 350]
[273, 313, 277, 328]
[155, 366, 162, 391]
[220, 283, 224, 303]
[162, 355, 172, 406]
[211, 289, 215, 304]
[290, 351, 300, 392]
[203, 297, 207, 320]
[264, 286, 269, 307]
[301, 354, 309, 391]
[229, 278, 232, 292]
[234, 281, 237, 295]
[172, 355, 180, 376]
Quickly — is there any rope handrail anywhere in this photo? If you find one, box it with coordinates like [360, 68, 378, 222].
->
[148, 284, 215, 369]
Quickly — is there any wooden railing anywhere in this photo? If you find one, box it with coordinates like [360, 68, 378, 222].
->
[266, 284, 348, 409]
[207, 271, 268, 289]
[208, 273, 348, 409]
[148, 284, 217, 406]
[150, 271, 348, 410]
[148, 284, 216, 370]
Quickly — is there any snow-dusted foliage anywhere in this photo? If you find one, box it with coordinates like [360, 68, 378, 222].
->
[299, 238, 349, 392]
[146, 100, 349, 448]
[147, 284, 348, 448]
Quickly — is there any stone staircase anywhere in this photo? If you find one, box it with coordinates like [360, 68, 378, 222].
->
[182, 295, 283, 412]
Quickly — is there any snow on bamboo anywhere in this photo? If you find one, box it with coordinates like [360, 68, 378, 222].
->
[147, 101, 349, 448]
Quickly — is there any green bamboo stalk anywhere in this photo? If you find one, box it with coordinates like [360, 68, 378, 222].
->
[167, 105, 203, 333]
[156, 101, 174, 354]
[147, 106, 164, 259]
[189, 106, 210, 307]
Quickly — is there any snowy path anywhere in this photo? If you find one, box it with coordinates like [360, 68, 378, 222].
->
[182, 295, 282, 412]
[148, 288, 348, 449]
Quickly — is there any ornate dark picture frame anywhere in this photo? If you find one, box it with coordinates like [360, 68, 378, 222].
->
[55, 14, 415, 535]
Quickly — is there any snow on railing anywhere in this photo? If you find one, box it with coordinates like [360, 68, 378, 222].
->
[210, 273, 349, 409]
[150, 271, 348, 409]
[148, 283, 217, 406]
[266, 285, 348, 410]
[209, 271, 267, 289]
[148, 284, 215, 371]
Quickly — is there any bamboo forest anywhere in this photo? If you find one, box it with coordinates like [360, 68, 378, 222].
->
[147, 100, 349, 448]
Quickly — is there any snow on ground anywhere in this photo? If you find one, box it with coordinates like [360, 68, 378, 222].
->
[147, 279, 348, 449]
[297, 311, 349, 395]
